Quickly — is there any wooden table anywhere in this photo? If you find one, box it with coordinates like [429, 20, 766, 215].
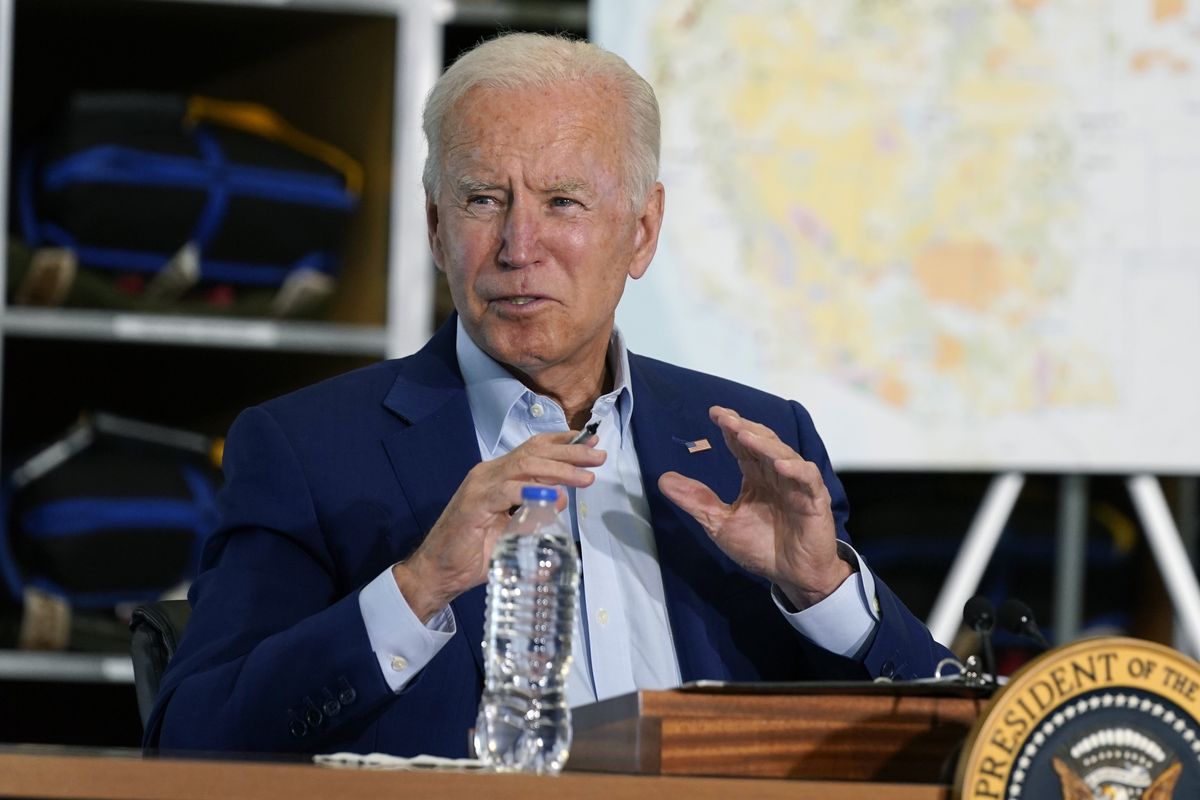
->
[1, 684, 986, 798]
[0, 747, 950, 800]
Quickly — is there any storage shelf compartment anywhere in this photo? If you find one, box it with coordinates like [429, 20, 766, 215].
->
[8, 0, 398, 328]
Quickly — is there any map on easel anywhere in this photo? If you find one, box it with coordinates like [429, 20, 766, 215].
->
[596, 0, 1200, 472]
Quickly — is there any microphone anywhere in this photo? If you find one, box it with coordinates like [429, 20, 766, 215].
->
[964, 595, 997, 685]
[999, 598, 1052, 652]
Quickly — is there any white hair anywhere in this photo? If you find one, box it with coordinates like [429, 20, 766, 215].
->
[422, 32, 661, 208]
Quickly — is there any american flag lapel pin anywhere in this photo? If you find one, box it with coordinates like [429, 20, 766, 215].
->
[672, 435, 712, 453]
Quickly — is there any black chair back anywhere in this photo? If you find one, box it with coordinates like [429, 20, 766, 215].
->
[129, 599, 191, 728]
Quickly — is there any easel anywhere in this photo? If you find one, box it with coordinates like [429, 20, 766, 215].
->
[926, 473, 1200, 653]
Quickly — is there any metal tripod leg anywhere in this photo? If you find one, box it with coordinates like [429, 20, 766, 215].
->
[926, 473, 1025, 646]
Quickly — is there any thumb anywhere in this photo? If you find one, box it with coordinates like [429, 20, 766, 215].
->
[658, 471, 727, 535]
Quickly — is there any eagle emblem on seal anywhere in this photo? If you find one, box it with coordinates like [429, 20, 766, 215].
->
[1051, 726, 1182, 800]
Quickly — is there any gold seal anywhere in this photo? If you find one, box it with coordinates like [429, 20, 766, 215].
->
[955, 637, 1200, 800]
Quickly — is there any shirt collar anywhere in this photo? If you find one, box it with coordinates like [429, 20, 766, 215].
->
[456, 318, 635, 455]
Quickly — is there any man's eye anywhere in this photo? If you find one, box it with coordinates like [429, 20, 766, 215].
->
[467, 195, 498, 206]
[551, 197, 579, 208]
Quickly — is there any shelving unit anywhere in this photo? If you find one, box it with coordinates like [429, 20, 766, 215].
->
[0, 0, 447, 357]
[0, 0, 587, 748]
[0, 0, 447, 745]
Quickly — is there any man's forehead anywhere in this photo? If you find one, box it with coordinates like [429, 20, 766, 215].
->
[445, 79, 623, 139]
[440, 83, 625, 187]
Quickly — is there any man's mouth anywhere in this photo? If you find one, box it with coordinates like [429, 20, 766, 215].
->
[491, 294, 547, 307]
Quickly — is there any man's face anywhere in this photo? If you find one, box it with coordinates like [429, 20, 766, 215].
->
[427, 79, 663, 382]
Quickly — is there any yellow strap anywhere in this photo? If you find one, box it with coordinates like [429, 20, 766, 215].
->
[209, 437, 225, 470]
[185, 96, 363, 196]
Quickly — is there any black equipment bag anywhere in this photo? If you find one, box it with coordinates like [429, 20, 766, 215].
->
[0, 415, 222, 611]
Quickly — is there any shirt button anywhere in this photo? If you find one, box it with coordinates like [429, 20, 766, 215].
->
[390, 656, 409, 672]
[597, 609, 609, 626]
[579, 502, 588, 517]
[530, 403, 544, 418]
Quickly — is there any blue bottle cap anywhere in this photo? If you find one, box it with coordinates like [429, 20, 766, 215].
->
[521, 486, 558, 502]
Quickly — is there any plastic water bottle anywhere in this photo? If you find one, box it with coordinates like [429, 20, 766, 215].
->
[475, 486, 580, 774]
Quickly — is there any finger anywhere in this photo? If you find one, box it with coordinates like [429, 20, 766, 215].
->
[711, 406, 791, 456]
[772, 456, 831, 510]
[709, 410, 774, 486]
[707, 406, 753, 459]
[712, 407, 804, 484]
[734, 427, 801, 465]
[658, 471, 728, 536]
[711, 405, 777, 435]
[531, 429, 591, 445]
[519, 432, 607, 467]
[468, 468, 584, 519]
[526, 429, 601, 449]
[500, 453, 599, 488]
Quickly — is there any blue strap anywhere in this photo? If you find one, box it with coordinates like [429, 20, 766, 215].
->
[0, 464, 220, 607]
[41, 145, 355, 209]
[188, 125, 230, 253]
[0, 484, 26, 602]
[19, 232, 337, 286]
[21, 133, 352, 285]
[20, 497, 212, 538]
[17, 151, 42, 246]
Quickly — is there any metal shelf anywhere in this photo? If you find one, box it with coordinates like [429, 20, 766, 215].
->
[450, 0, 587, 29]
[0, 651, 134, 684]
[54, 0, 450, 17]
[1, 307, 389, 356]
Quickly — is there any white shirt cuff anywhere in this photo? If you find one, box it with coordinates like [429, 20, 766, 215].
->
[358, 565, 456, 692]
[772, 541, 880, 659]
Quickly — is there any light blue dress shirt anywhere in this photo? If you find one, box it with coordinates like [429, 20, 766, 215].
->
[358, 321, 880, 706]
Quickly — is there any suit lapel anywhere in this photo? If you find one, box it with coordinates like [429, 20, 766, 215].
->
[379, 319, 487, 677]
[629, 355, 743, 683]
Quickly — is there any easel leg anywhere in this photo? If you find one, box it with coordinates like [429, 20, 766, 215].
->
[1177, 477, 1199, 657]
[927, 472, 1025, 646]
[1127, 475, 1200, 653]
[1054, 475, 1089, 644]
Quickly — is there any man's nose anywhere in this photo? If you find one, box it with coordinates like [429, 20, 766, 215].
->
[498, 199, 541, 268]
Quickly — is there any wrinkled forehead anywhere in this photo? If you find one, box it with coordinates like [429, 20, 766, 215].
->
[440, 79, 630, 181]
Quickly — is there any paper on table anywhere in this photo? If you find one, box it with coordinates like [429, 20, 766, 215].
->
[314, 752, 485, 770]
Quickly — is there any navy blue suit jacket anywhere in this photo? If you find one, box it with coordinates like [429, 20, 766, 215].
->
[146, 318, 951, 756]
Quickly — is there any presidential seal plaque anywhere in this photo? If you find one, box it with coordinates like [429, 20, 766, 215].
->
[956, 637, 1200, 799]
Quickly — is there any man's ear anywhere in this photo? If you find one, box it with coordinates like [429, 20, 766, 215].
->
[426, 197, 446, 273]
[628, 182, 665, 280]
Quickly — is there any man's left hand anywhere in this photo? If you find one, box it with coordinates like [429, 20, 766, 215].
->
[658, 405, 852, 611]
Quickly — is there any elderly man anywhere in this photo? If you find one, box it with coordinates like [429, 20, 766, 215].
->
[146, 32, 951, 757]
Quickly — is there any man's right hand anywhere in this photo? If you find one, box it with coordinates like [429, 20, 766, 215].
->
[391, 429, 603, 622]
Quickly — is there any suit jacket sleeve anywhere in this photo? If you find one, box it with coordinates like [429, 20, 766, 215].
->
[789, 399, 955, 680]
[140, 407, 482, 758]
[145, 407, 404, 754]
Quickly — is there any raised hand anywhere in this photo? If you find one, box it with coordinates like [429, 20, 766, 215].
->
[392, 429, 602, 621]
[658, 406, 851, 610]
